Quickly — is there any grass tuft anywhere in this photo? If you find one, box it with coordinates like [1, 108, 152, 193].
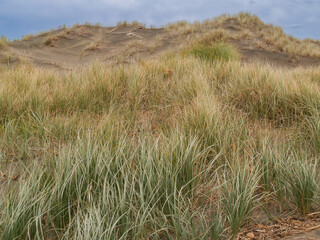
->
[190, 42, 239, 62]
[0, 36, 9, 50]
[282, 155, 318, 215]
[221, 163, 261, 237]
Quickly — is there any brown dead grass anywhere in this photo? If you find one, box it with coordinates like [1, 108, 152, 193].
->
[239, 214, 320, 240]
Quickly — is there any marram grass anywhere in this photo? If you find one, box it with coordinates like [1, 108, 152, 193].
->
[0, 39, 320, 239]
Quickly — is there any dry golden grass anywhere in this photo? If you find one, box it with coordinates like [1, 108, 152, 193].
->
[0, 36, 9, 50]
[42, 28, 74, 47]
[84, 41, 102, 54]
[22, 34, 34, 41]
[116, 20, 145, 28]
[165, 12, 320, 58]
[1, 14, 320, 239]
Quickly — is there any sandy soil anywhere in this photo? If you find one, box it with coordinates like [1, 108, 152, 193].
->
[3, 23, 320, 69]
[6, 25, 168, 69]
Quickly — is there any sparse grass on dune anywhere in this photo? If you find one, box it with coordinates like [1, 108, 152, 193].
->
[117, 20, 146, 28]
[224, 13, 320, 57]
[166, 12, 320, 58]
[1, 32, 320, 240]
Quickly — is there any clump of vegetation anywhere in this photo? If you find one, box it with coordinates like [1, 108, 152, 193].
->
[83, 21, 102, 27]
[301, 112, 320, 152]
[83, 41, 102, 54]
[282, 155, 318, 215]
[190, 42, 239, 62]
[42, 28, 73, 47]
[221, 164, 261, 237]
[22, 34, 33, 41]
[116, 20, 145, 28]
[0, 35, 9, 50]
[44, 36, 56, 46]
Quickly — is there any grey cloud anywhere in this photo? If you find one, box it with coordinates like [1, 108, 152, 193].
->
[1, 0, 320, 40]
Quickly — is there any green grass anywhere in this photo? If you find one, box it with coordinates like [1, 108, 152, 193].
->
[221, 163, 262, 237]
[1, 133, 222, 239]
[282, 154, 318, 215]
[190, 42, 239, 62]
[301, 111, 320, 152]
[1, 29, 320, 239]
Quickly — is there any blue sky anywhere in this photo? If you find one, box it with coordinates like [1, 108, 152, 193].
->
[0, 0, 319, 40]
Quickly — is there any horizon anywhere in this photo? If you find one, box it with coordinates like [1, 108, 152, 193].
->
[1, 0, 320, 41]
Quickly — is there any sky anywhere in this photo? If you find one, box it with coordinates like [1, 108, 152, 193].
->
[0, 0, 319, 40]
